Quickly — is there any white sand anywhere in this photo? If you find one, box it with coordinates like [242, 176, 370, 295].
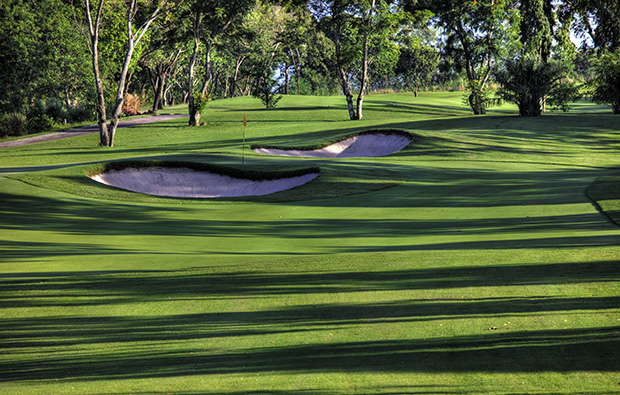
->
[91, 167, 319, 198]
[252, 132, 412, 158]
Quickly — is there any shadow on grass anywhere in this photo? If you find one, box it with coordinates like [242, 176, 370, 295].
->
[2, 261, 618, 306]
[1, 324, 618, 382]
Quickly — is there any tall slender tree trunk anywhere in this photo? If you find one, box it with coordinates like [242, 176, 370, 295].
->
[334, 24, 357, 120]
[284, 61, 290, 95]
[84, 0, 169, 146]
[340, 70, 357, 120]
[92, 39, 109, 146]
[200, 41, 213, 96]
[105, 32, 136, 147]
[295, 47, 302, 95]
[355, 0, 375, 121]
[188, 10, 201, 127]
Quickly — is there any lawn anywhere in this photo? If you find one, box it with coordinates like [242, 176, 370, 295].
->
[1, 92, 619, 394]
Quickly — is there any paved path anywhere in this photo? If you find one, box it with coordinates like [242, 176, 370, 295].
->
[0, 113, 188, 148]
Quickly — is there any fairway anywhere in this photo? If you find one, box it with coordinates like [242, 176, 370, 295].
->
[1, 92, 619, 394]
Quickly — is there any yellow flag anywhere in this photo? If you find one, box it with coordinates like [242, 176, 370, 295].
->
[243, 114, 247, 127]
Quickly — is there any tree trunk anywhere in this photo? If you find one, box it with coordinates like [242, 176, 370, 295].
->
[337, 67, 357, 120]
[93, 45, 109, 146]
[295, 47, 302, 95]
[355, 0, 375, 121]
[188, 8, 201, 127]
[231, 56, 245, 98]
[201, 41, 213, 96]
[334, 22, 357, 120]
[153, 73, 166, 111]
[284, 61, 290, 95]
[84, 0, 109, 145]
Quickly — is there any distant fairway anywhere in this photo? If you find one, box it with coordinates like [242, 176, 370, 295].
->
[1, 92, 619, 394]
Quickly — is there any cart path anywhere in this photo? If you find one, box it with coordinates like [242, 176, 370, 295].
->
[0, 113, 188, 148]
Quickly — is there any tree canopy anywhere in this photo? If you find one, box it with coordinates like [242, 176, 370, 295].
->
[1, 0, 618, 141]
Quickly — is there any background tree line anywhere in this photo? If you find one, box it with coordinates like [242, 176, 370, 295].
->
[1, 0, 618, 145]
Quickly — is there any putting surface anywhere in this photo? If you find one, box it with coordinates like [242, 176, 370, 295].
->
[0, 93, 619, 394]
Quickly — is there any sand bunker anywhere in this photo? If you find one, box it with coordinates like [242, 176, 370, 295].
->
[253, 132, 412, 158]
[91, 167, 319, 198]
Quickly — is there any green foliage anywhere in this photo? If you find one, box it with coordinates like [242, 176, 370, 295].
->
[0, 0, 93, 114]
[462, 79, 492, 115]
[395, 39, 440, 95]
[64, 105, 94, 123]
[409, 0, 519, 114]
[253, 76, 282, 109]
[193, 93, 210, 112]
[547, 81, 583, 112]
[494, 57, 575, 116]
[591, 51, 620, 114]
[0, 112, 27, 137]
[26, 114, 55, 133]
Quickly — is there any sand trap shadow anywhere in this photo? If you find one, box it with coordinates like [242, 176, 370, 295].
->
[90, 164, 319, 198]
[252, 130, 412, 158]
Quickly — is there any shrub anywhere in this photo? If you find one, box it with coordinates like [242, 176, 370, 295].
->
[462, 79, 492, 115]
[0, 113, 28, 137]
[27, 114, 55, 133]
[253, 77, 282, 109]
[591, 51, 620, 114]
[122, 93, 142, 116]
[193, 93, 209, 112]
[494, 57, 570, 116]
[45, 102, 65, 122]
[65, 104, 93, 123]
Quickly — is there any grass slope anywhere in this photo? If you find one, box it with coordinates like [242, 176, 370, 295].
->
[1, 92, 619, 394]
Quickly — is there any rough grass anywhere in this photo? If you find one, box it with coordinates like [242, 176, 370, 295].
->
[0, 92, 619, 395]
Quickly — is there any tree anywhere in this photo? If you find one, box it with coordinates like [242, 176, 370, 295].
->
[0, 0, 92, 115]
[494, 57, 575, 116]
[559, 0, 620, 51]
[184, 0, 255, 126]
[395, 39, 439, 96]
[493, 0, 581, 116]
[520, 0, 553, 61]
[312, 0, 404, 120]
[77, 0, 177, 147]
[591, 50, 620, 113]
[408, 0, 519, 115]
[139, 11, 186, 112]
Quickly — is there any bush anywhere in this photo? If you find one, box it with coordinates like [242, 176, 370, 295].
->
[122, 93, 142, 116]
[547, 81, 583, 112]
[462, 79, 492, 115]
[193, 93, 209, 112]
[27, 115, 55, 133]
[591, 51, 620, 114]
[65, 104, 93, 123]
[494, 57, 570, 116]
[27, 114, 55, 133]
[0, 113, 28, 137]
[45, 102, 65, 122]
[253, 77, 282, 109]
